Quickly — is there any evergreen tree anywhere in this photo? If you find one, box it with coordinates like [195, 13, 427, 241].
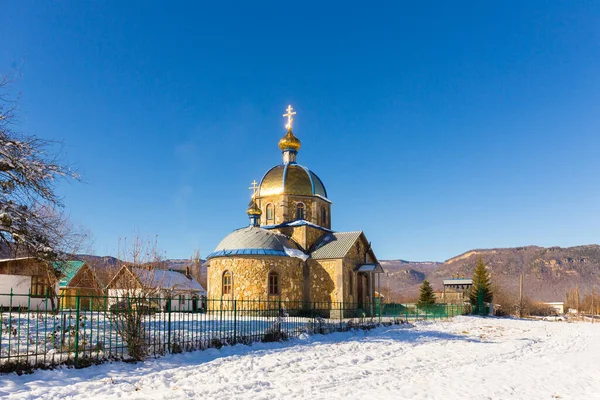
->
[417, 280, 436, 307]
[469, 257, 493, 305]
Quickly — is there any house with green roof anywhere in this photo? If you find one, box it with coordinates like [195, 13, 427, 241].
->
[55, 261, 104, 310]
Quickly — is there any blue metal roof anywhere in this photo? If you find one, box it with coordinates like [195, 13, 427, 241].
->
[207, 226, 304, 259]
[206, 248, 289, 259]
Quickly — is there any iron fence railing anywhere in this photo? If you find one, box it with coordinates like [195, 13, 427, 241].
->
[0, 291, 469, 373]
[378, 302, 470, 319]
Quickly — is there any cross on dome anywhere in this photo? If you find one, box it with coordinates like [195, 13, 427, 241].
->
[283, 105, 296, 130]
[249, 180, 259, 197]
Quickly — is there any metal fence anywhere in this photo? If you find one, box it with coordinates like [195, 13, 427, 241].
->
[0, 292, 468, 373]
[378, 302, 470, 319]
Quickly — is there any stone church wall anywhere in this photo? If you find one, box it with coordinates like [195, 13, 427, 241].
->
[207, 256, 305, 309]
[308, 259, 341, 303]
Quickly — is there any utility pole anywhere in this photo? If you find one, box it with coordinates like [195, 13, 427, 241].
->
[519, 274, 523, 319]
[592, 287, 595, 324]
[576, 284, 580, 321]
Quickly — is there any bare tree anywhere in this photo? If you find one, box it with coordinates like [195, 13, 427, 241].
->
[106, 234, 174, 360]
[0, 72, 81, 260]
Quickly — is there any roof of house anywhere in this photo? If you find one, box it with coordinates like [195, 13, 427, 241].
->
[130, 267, 206, 293]
[442, 279, 473, 286]
[0, 257, 34, 263]
[54, 261, 87, 288]
[309, 231, 363, 259]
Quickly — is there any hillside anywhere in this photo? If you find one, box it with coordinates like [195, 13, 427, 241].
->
[77, 244, 600, 303]
[380, 245, 600, 302]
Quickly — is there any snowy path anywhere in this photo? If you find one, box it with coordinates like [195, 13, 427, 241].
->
[2, 316, 600, 400]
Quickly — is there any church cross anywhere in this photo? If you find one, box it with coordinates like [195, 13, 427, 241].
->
[283, 104, 296, 130]
[249, 180, 259, 197]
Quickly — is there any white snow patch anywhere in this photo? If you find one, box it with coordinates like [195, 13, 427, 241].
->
[2, 317, 600, 399]
[284, 246, 309, 261]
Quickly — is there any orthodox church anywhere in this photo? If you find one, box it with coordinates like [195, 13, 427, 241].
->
[206, 106, 383, 315]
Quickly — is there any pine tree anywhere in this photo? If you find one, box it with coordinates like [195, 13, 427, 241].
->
[469, 257, 493, 305]
[417, 280, 436, 307]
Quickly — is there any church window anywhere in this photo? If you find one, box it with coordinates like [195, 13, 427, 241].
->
[268, 271, 279, 296]
[296, 203, 305, 220]
[222, 271, 232, 295]
[266, 204, 274, 221]
[321, 207, 327, 225]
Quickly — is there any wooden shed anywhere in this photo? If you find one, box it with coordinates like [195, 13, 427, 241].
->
[0, 257, 60, 310]
[55, 261, 105, 310]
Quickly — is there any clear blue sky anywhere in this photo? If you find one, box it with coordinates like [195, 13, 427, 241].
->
[2, 2, 599, 262]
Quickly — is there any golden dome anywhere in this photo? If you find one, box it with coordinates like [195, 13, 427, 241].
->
[258, 163, 328, 198]
[247, 198, 262, 216]
[278, 129, 302, 152]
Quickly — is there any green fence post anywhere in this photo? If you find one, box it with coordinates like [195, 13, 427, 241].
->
[312, 302, 316, 333]
[7, 288, 13, 361]
[168, 298, 172, 353]
[27, 290, 31, 362]
[233, 299, 237, 344]
[74, 295, 80, 368]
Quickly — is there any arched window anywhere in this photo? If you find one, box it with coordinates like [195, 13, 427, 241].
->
[266, 203, 274, 221]
[268, 271, 279, 296]
[296, 203, 305, 220]
[222, 271, 232, 295]
[321, 207, 327, 226]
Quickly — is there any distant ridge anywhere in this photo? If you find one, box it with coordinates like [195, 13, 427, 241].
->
[380, 244, 600, 303]
[75, 244, 600, 303]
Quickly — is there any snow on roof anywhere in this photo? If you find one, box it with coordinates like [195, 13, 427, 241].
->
[284, 246, 309, 261]
[443, 279, 473, 286]
[0, 257, 34, 263]
[131, 267, 206, 293]
[262, 219, 333, 232]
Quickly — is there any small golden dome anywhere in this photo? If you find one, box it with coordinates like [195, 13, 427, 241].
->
[247, 199, 262, 216]
[278, 128, 301, 152]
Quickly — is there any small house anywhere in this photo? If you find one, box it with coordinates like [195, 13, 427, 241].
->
[543, 301, 564, 315]
[435, 277, 473, 304]
[55, 261, 105, 310]
[0, 257, 60, 310]
[106, 265, 207, 312]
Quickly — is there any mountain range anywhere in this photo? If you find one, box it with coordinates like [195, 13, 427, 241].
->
[381, 245, 600, 302]
[71, 244, 600, 303]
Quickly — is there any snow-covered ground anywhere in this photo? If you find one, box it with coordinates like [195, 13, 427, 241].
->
[1, 316, 600, 400]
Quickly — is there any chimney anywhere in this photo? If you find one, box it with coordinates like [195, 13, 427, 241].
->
[185, 265, 191, 279]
